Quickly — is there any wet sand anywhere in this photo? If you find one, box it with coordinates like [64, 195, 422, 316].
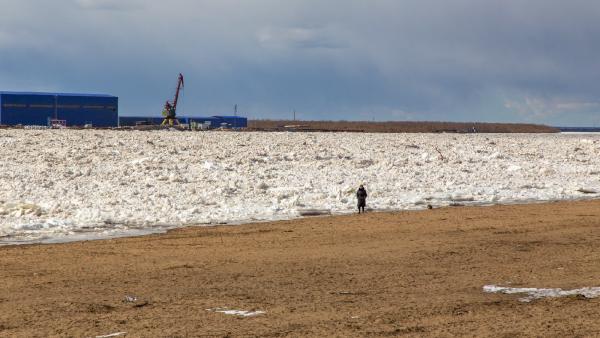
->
[2, 200, 600, 337]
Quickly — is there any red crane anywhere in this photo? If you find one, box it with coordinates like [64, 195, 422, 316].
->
[161, 73, 184, 126]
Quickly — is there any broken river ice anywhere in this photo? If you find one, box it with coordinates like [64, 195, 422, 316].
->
[1, 130, 599, 243]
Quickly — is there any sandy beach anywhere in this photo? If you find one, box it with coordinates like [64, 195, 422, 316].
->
[3, 200, 600, 337]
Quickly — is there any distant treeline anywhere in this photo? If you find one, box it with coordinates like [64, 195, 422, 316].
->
[558, 127, 600, 132]
[248, 120, 559, 133]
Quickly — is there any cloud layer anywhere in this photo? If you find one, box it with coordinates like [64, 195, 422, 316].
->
[1, 0, 599, 125]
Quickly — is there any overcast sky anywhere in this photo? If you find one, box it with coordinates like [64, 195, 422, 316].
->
[1, 0, 599, 126]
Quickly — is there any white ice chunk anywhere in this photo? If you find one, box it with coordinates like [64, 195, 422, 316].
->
[483, 285, 600, 302]
[95, 332, 127, 338]
[202, 161, 215, 170]
[207, 308, 266, 317]
[507, 165, 522, 172]
[489, 152, 504, 159]
[451, 195, 474, 202]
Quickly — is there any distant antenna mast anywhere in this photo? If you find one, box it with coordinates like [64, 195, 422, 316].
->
[54, 95, 58, 120]
[234, 104, 238, 129]
[293, 109, 296, 121]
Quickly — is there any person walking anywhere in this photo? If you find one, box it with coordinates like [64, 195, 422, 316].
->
[356, 184, 368, 214]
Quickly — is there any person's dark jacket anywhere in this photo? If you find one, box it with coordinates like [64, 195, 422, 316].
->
[357, 187, 367, 206]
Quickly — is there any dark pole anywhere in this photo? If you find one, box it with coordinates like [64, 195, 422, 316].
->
[54, 95, 58, 120]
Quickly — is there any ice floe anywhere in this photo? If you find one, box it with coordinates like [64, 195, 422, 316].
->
[206, 307, 266, 317]
[95, 332, 127, 338]
[483, 285, 600, 302]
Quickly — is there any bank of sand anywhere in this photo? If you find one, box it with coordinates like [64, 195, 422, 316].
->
[2, 200, 600, 337]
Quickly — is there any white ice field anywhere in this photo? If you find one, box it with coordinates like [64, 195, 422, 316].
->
[1, 130, 599, 244]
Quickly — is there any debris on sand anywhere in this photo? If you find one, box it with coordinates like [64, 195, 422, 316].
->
[483, 285, 600, 302]
[122, 295, 149, 308]
[298, 209, 332, 216]
[123, 295, 137, 303]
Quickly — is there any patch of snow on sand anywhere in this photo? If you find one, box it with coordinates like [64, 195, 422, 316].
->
[95, 332, 127, 338]
[2, 130, 600, 243]
[483, 285, 600, 302]
[207, 308, 266, 317]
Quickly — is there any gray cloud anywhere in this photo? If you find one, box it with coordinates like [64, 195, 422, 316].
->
[257, 26, 345, 50]
[74, 0, 143, 11]
[0, 0, 599, 125]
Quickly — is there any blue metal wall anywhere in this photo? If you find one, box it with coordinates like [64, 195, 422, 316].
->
[0, 92, 118, 127]
[212, 116, 248, 128]
[186, 117, 223, 126]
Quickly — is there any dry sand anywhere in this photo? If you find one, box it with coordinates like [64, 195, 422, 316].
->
[2, 200, 600, 337]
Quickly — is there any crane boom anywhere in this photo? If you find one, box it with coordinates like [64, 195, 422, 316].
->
[172, 73, 184, 113]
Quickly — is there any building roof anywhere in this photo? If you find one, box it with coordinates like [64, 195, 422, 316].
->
[0, 91, 116, 98]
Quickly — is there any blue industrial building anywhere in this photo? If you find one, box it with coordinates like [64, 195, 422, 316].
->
[211, 116, 248, 129]
[0, 92, 118, 127]
[119, 115, 248, 128]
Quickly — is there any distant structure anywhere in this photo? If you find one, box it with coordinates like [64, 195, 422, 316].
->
[0, 91, 118, 127]
[557, 126, 600, 132]
[233, 104, 238, 129]
[161, 73, 184, 126]
[119, 115, 247, 129]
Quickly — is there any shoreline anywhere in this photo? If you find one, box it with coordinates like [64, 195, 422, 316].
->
[3, 199, 600, 336]
[3, 195, 600, 247]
